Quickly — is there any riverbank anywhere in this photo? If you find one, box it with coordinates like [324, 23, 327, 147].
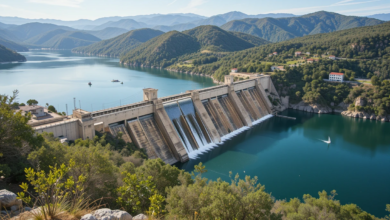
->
[288, 100, 390, 122]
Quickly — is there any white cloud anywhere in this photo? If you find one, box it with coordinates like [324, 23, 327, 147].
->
[168, 0, 179, 6]
[335, 3, 390, 15]
[0, 4, 11, 8]
[179, 0, 207, 12]
[29, 0, 84, 8]
[331, 0, 381, 6]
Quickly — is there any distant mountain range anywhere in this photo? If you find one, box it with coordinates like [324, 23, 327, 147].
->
[368, 13, 390, 21]
[221, 11, 383, 42]
[73, 28, 164, 57]
[0, 10, 387, 63]
[25, 29, 100, 49]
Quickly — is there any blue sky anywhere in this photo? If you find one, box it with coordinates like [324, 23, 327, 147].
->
[0, 0, 389, 20]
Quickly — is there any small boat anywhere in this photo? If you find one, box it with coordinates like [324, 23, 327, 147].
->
[88, 82, 92, 85]
[121, 82, 123, 84]
[112, 79, 120, 82]
[320, 136, 331, 144]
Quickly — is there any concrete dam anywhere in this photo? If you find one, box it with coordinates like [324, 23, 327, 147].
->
[33, 75, 286, 164]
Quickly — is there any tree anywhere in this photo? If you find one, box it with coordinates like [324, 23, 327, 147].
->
[117, 172, 157, 215]
[48, 105, 57, 113]
[0, 90, 43, 180]
[26, 99, 38, 106]
[295, 91, 301, 98]
[371, 76, 380, 86]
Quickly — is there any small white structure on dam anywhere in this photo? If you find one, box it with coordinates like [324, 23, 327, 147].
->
[32, 75, 287, 164]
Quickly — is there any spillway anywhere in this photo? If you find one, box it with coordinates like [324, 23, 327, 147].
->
[164, 101, 198, 152]
[177, 99, 211, 148]
[202, 100, 229, 136]
[109, 124, 132, 143]
[127, 119, 158, 159]
[218, 95, 244, 130]
[139, 115, 178, 164]
[236, 91, 255, 122]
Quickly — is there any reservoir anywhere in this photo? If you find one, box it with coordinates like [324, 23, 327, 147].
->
[1, 51, 389, 217]
[0, 50, 215, 112]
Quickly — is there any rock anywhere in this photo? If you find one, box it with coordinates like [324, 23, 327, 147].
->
[370, 115, 376, 120]
[23, 207, 32, 212]
[133, 214, 148, 220]
[11, 206, 19, 211]
[355, 97, 366, 107]
[0, 189, 17, 208]
[91, 209, 132, 220]
[81, 214, 98, 220]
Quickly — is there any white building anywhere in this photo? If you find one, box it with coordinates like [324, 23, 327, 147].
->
[329, 72, 344, 82]
[19, 105, 46, 117]
[271, 66, 285, 72]
[231, 68, 238, 73]
[329, 55, 336, 60]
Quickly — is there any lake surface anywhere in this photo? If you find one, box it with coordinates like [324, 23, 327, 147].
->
[179, 110, 390, 217]
[0, 50, 215, 112]
[1, 51, 390, 217]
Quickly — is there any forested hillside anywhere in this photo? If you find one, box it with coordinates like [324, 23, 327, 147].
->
[121, 31, 201, 67]
[0, 44, 26, 62]
[25, 29, 101, 49]
[221, 11, 383, 42]
[120, 26, 269, 67]
[73, 28, 164, 57]
[0, 37, 28, 51]
[7, 22, 75, 40]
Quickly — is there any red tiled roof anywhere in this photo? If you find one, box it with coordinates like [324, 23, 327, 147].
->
[330, 72, 344, 75]
[329, 55, 335, 57]
[232, 68, 238, 70]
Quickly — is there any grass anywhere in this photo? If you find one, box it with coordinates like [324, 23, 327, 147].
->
[357, 80, 372, 84]
[176, 63, 194, 68]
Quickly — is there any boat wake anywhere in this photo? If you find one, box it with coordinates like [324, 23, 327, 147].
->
[320, 136, 331, 144]
[188, 114, 274, 159]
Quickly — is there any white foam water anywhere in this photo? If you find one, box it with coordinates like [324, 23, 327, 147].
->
[188, 114, 274, 159]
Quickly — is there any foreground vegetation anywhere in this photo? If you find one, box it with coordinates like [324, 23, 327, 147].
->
[1, 91, 390, 220]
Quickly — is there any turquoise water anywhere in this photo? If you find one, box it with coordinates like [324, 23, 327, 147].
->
[179, 110, 390, 217]
[0, 50, 215, 112]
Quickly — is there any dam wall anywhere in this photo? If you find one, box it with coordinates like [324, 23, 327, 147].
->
[32, 75, 285, 164]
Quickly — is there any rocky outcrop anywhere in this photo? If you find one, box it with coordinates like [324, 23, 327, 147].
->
[289, 101, 332, 114]
[81, 208, 132, 220]
[133, 214, 148, 220]
[341, 110, 389, 122]
[0, 189, 22, 208]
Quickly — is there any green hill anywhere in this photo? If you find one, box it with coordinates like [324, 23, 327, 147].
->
[0, 44, 26, 62]
[183, 25, 257, 52]
[72, 28, 164, 57]
[25, 29, 101, 49]
[8, 22, 75, 41]
[119, 26, 269, 68]
[0, 37, 28, 51]
[86, 27, 128, 40]
[221, 11, 384, 42]
[120, 31, 200, 67]
[228, 31, 270, 46]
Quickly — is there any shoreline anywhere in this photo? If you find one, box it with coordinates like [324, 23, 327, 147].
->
[288, 102, 389, 122]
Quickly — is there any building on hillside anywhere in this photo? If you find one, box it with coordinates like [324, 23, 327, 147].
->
[271, 66, 285, 72]
[306, 52, 311, 55]
[313, 54, 319, 58]
[273, 52, 278, 55]
[230, 72, 261, 79]
[231, 68, 238, 73]
[19, 105, 46, 118]
[295, 51, 302, 56]
[307, 59, 314, 63]
[268, 54, 273, 57]
[329, 55, 336, 60]
[329, 72, 344, 82]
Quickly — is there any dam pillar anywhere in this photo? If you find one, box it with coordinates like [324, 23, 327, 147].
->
[191, 91, 221, 143]
[224, 75, 234, 85]
[143, 88, 158, 101]
[73, 109, 95, 140]
[153, 99, 189, 162]
[255, 77, 274, 113]
[227, 85, 252, 127]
